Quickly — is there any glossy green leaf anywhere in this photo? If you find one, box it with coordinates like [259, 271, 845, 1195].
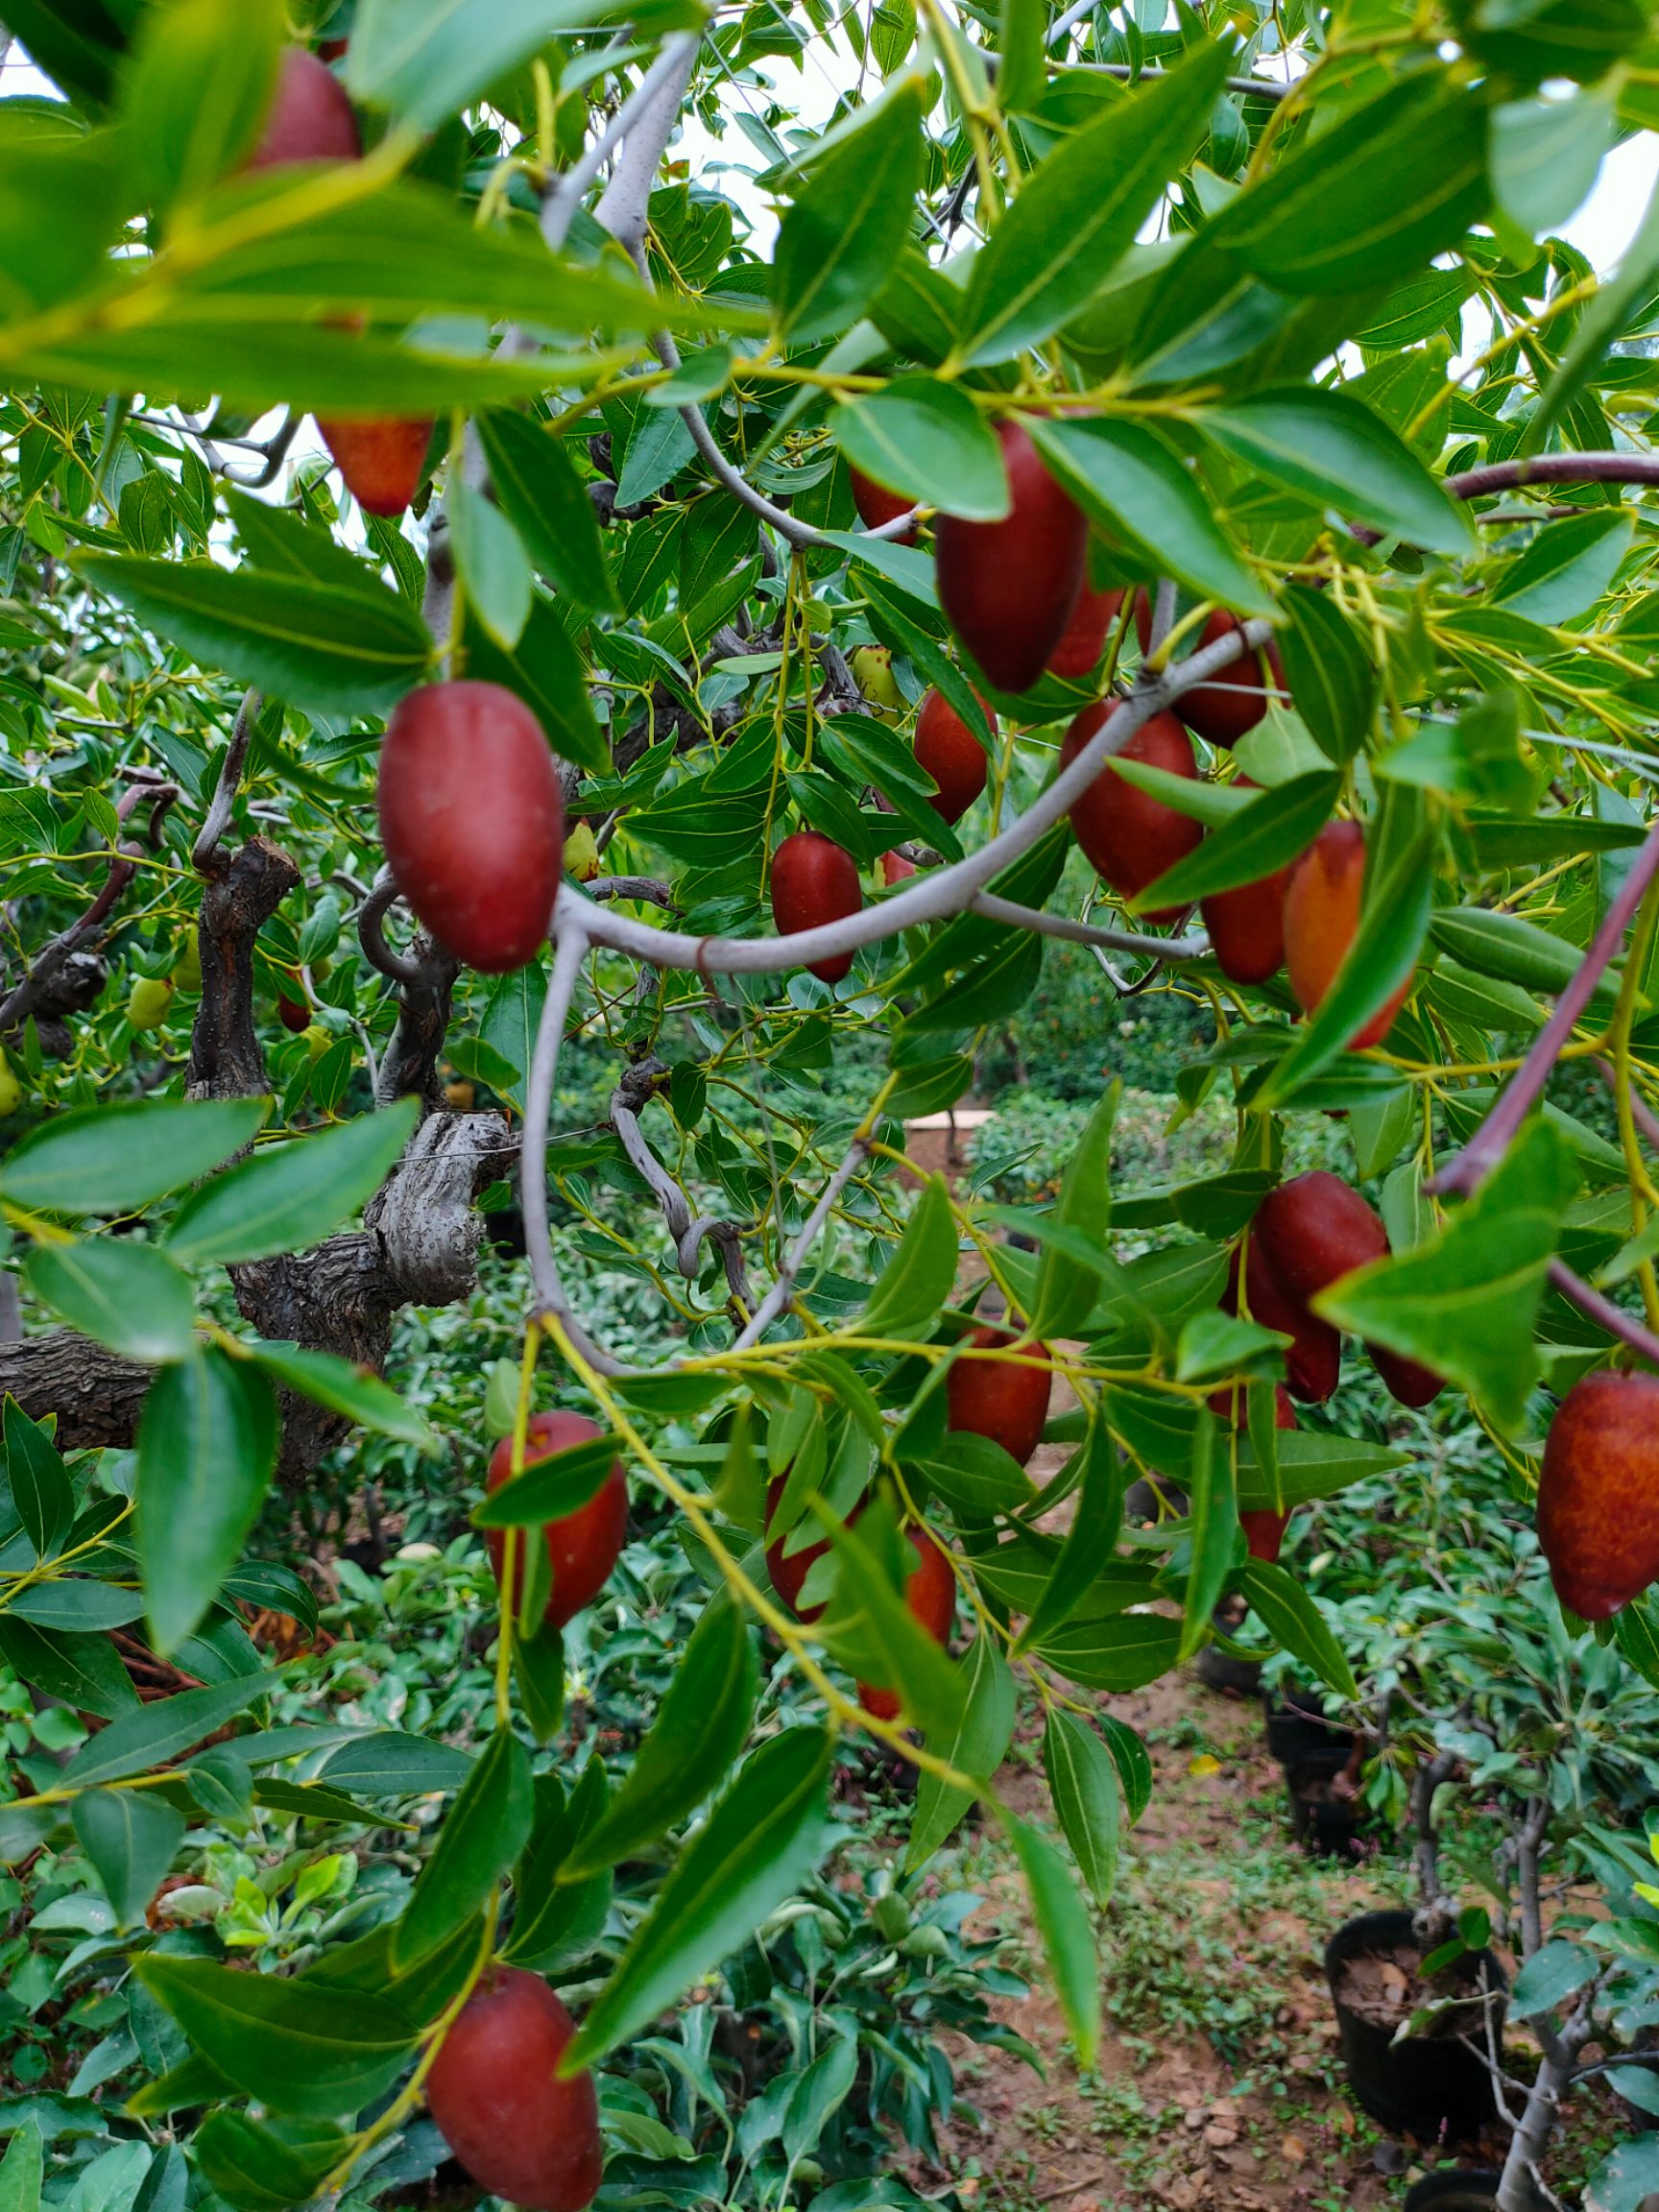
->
[58, 1673, 275, 1791]
[393, 1725, 535, 1968]
[349, 0, 626, 132]
[23, 1239, 198, 1363]
[1013, 1427, 1126, 1656]
[816, 1502, 965, 1737]
[463, 595, 610, 778]
[1278, 591, 1378, 766]
[449, 476, 532, 650]
[859, 1173, 958, 1342]
[1026, 416, 1273, 617]
[1134, 772, 1336, 915]
[0, 1618, 140, 1720]
[137, 1350, 279, 1655]
[1492, 509, 1633, 625]
[1043, 1708, 1119, 1909]
[906, 1633, 1016, 1867]
[1002, 1811, 1099, 2067]
[507, 1764, 613, 1971]
[565, 1727, 831, 2069]
[476, 410, 620, 613]
[1491, 87, 1616, 236]
[1033, 1608, 1183, 1692]
[1238, 1559, 1357, 1698]
[1236, 1431, 1408, 1510]
[1201, 389, 1474, 553]
[71, 1789, 187, 1929]
[243, 1342, 438, 1450]
[166, 1100, 418, 1266]
[957, 42, 1230, 363]
[473, 1432, 619, 1527]
[1027, 1081, 1119, 1338]
[135, 1956, 416, 2120]
[3, 1397, 73, 1561]
[1430, 904, 1623, 1006]
[76, 557, 432, 716]
[192, 2113, 347, 2212]
[0, 2125, 41, 2212]
[0, 1097, 266, 1215]
[1179, 1409, 1234, 1662]
[775, 84, 926, 341]
[318, 1732, 475, 1796]
[833, 379, 1008, 520]
[563, 1598, 757, 1875]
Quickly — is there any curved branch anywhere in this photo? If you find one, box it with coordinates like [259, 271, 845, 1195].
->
[358, 872, 434, 991]
[970, 893, 1207, 959]
[732, 1132, 871, 1352]
[592, 35, 701, 255]
[1446, 453, 1659, 502]
[544, 34, 701, 253]
[611, 1060, 754, 1307]
[193, 689, 261, 876]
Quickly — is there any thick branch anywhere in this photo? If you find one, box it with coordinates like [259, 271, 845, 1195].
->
[1447, 453, 1659, 501]
[187, 835, 301, 1102]
[193, 690, 261, 876]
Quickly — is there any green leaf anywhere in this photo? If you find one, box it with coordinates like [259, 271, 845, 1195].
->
[1043, 1708, 1119, 1909]
[472, 1432, 620, 1527]
[60, 1672, 274, 1790]
[76, 557, 432, 716]
[1238, 1559, 1357, 1699]
[1026, 416, 1273, 618]
[1430, 904, 1623, 1006]
[318, 1732, 474, 1796]
[833, 379, 1009, 521]
[1032, 1609, 1183, 1692]
[23, 1240, 198, 1363]
[1491, 87, 1616, 237]
[393, 1725, 535, 1968]
[137, 1351, 279, 1656]
[1179, 1410, 1234, 1662]
[956, 42, 1231, 364]
[564, 1728, 831, 2070]
[1029, 1081, 1119, 1339]
[1583, 2137, 1659, 2212]
[562, 1599, 757, 1876]
[775, 83, 926, 342]
[1200, 389, 1474, 553]
[462, 595, 610, 778]
[135, 1956, 416, 2120]
[348, 0, 626, 132]
[243, 1342, 438, 1451]
[998, 0, 1046, 110]
[165, 1100, 418, 1267]
[476, 410, 620, 614]
[506, 1765, 613, 1971]
[70, 1790, 186, 1930]
[859, 1174, 958, 1342]
[0, 2125, 41, 2212]
[1002, 1812, 1099, 2067]
[906, 1633, 1016, 1867]
[0, 1098, 267, 1215]
[1508, 1937, 1598, 2017]
[3, 1398, 73, 1561]
[0, 1619, 139, 1720]
[6, 1582, 144, 1632]
[1531, 164, 1659, 445]
[1013, 1427, 1125, 1656]
[1492, 509, 1633, 625]
[1278, 592, 1378, 767]
[1133, 772, 1336, 916]
[1235, 1430, 1407, 1510]
[448, 477, 532, 650]
[193, 2113, 347, 2212]
[1210, 77, 1490, 296]
[1316, 1116, 1578, 1429]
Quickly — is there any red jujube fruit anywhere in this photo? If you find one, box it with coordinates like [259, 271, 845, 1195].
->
[315, 417, 433, 517]
[1224, 1241, 1340, 1405]
[1208, 1381, 1297, 1560]
[1060, 706, 1203, 924]
[879, 850, 917, 887]
[770, 830, 861, 986]
[1134, 597, 1287, 748]
[936, 421, 1086, 694]
[485, 1411, 628, 1629]
[859, 1523, 956, 1721]
[1047, 578, 1124, 680]
[425, 1968, 602, 2212]
[277, 994, 309, 1034]
[947, 1324, 1051, 1465]
[850, 467, 916, 543]
[1284, 821, 1413, 1050]
[1537, 1370, 1659, 1621]
[765, 1475, 831, 1622]
[248, 47, 360, 167]
[914, 689, 994, 824]
[378, 682, 564, 974]
[1200, 778, 1293, 986]
[1370, 1345, 1446, 1409]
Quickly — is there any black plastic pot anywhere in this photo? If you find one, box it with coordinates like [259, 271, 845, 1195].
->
[1288, 1748, 1362, 1861]
[1197, 1640, 1262, 1695]
[1403, 2174, 1500, 2211]
[1264, 1687, 1352, 1767]
[1325, 1910, 1506, 2142]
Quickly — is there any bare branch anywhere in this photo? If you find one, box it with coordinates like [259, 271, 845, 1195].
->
[188, 835, 301, 1103]
[544, 34, 702, 253]
[611, 1057, 754, 1309]
[1447, 452, 1659, 501]
[970, 892, 1208, 960]
[1548, 1258, 1659, 1366]
[0, 781, 176, 1035]
[357, 872, 433, 991]
[193, 689, 262, 876]
[592, 35, 701, 256]
[588, 876, 678, 908]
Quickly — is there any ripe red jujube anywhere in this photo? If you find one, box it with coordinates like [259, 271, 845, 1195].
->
[1284, 821, 1413, 1050]
[249, 47, 360, 167]
[1208, 1381, 1297, 1561]
[1252, 1171, 1388, 1306]
[859, 1523, 955, 1720]
[849, 467, 916, 543]
[1537, 1370, 1659, 1620]
[1224, 1242, 1340, 1405]
[1199, 778, 1294, 986]
[1133, 597, 1287, 748]
[1370, 1344, 1446, 1409]
[425, 1967, 601, 2212]
[879, 850, 917, 887]
[936, 421, 1086, 694]
[914, 689, 994, 825]
[1060, 706, 1203, 924]
[1047, 578, 1124, 681]
[485, 1411, 628, 1629]
[378, 682, 564, 974]
[277, 993, 309, 1034]
[770, 830, 861, 986]
[765, 1474, 830, 1622]
[316, 417, 433, 517]
[947, 1324, 1051, 1465]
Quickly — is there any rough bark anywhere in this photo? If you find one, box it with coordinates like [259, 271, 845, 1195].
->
[187, 835, 301, 1103]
